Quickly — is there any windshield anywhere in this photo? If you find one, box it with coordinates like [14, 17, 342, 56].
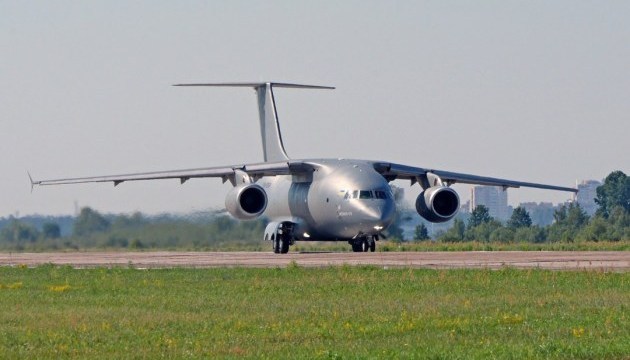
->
[359, 190, 373, 199]
[343, 189, 390, 200]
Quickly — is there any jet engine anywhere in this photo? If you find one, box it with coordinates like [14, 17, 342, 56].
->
[225, 184, 268, 220]
[415, 186, 460, 223]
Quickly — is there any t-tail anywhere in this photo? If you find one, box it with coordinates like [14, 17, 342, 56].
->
[174, 82, 334, 162]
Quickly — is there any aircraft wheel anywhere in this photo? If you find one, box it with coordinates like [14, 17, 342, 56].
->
[272, 236, 280, 254]
[369, 239, 376, 252]
[361, 238, 369, 252]
[279, 236, 290, 254]
[351, 242, 362, 252]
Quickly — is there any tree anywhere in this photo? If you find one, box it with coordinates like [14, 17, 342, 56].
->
[112, 212, 146, 230]
[129, 238, 146, 249]
[489, 227, 515, 243]
[0, 218, 39, 243]
[386, 211, 405, 242]
[607, 206, 630, 240]
[465, 220, 503, 242]
[73, 207, 110, 237]
[595, 171, 630, 218]
[468, 205, 492, 228]
[514, 226, 547, 243]
[548, 203, 589, 242]
[413, 223, 430, 241]
[563, 203, 589, 228]
[438, 219, 465, 242]
[507, 207, 532, 229]
[387, 223, 405, 242]
[579, 206, 630, 241]
[42, 222, 61, 239]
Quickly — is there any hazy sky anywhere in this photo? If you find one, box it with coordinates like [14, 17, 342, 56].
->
[2, 1, 629, 217]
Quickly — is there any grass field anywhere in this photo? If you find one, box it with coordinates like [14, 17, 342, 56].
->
[0, 265, 628, 359]
[293, 240, 630, 253]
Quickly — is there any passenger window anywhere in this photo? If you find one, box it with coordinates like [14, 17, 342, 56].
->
[359, 190, 373, 199]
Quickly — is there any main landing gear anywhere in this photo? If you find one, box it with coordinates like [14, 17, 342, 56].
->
[265, 222, 295, 254]
[271, 223, 294, 254]
[272, 233, 290, 254]
[350, 236, 377, 252]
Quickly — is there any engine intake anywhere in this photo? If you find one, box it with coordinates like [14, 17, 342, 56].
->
[225, 184, 268, 220]
[415, 186, 460, 223]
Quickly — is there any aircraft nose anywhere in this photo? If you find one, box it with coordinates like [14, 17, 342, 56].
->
[361, 200, 395, 228]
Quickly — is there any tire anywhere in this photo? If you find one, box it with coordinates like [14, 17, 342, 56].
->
[279, 236, 290, 254]
[362, 238, 369, 252]
[272, 235, 280, 254]
[369, 239, 376, 252]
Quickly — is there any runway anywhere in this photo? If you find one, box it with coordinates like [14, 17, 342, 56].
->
[0, 251, 628, 270]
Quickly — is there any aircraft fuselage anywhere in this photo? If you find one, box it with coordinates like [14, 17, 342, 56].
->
[261, 159, 396, 240]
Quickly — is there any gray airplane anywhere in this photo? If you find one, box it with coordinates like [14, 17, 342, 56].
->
[32, 82, 577, 253]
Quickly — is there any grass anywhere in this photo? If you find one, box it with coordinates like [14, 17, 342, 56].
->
[293, 240, 630, 253]
[4, 239, 629, 253]
[0, 265, 628, 359]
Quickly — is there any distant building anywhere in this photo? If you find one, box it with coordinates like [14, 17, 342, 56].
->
[470, 186, 511, 221]
[459, 200, 471, 214]
[519, 202, 556, 226]
[575, 180, 601, 216]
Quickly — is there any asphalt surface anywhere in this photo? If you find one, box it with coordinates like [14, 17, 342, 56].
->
[0, 251, 628, 270]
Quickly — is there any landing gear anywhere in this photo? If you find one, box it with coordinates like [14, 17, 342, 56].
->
[351, 241, 363, 252]
[271, 223, 293, 254]
[272, 234, 290, 254]
[350, 236, 377, 252]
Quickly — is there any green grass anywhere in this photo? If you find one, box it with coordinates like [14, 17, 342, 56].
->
[5, 238, 629, 253]
[0, 265, 628, 359]
[293, 240, 630, 253]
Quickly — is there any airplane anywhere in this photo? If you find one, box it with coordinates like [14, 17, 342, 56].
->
[31, 82, 578, 253]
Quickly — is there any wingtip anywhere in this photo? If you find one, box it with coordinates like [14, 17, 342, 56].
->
[27, 171, 35, 193]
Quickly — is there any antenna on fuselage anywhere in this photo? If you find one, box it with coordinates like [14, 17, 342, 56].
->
[173, 82, 335, 162]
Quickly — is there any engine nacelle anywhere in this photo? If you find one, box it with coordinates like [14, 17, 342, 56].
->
[415, 186, 460, 223]
[225, 184, 268, 220]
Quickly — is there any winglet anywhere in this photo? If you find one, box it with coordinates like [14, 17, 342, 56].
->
[28, 171, 36, 193]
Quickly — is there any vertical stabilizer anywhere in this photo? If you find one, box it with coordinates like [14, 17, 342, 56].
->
[174, 82, 334, 162]
[255, 83, 289, 162]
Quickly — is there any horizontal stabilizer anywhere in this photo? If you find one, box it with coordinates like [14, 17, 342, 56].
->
[175, 82, 334, 162]
[173, 82, 335, 90]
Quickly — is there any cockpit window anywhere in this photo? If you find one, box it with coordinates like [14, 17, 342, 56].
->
[375, 190, 387, 199]
[359, 190, 373, 199]
[343, 189, 390, 200]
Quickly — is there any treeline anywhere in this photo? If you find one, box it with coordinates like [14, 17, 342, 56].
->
[0, 208, 268, 251]
[422, 202, 628, 243]
[415, 170, 629, 243]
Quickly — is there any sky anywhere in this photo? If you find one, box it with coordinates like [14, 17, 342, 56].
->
[1, 1, 629, 217]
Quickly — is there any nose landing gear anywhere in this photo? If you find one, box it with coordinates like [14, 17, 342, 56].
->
[350, 236, 377, 252]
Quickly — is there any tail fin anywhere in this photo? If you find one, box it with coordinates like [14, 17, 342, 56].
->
[174, 82, 334, 162]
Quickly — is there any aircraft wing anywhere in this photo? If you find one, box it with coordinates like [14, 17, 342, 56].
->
[31, 161, 316, 188]
[374, 162, 577, 193]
